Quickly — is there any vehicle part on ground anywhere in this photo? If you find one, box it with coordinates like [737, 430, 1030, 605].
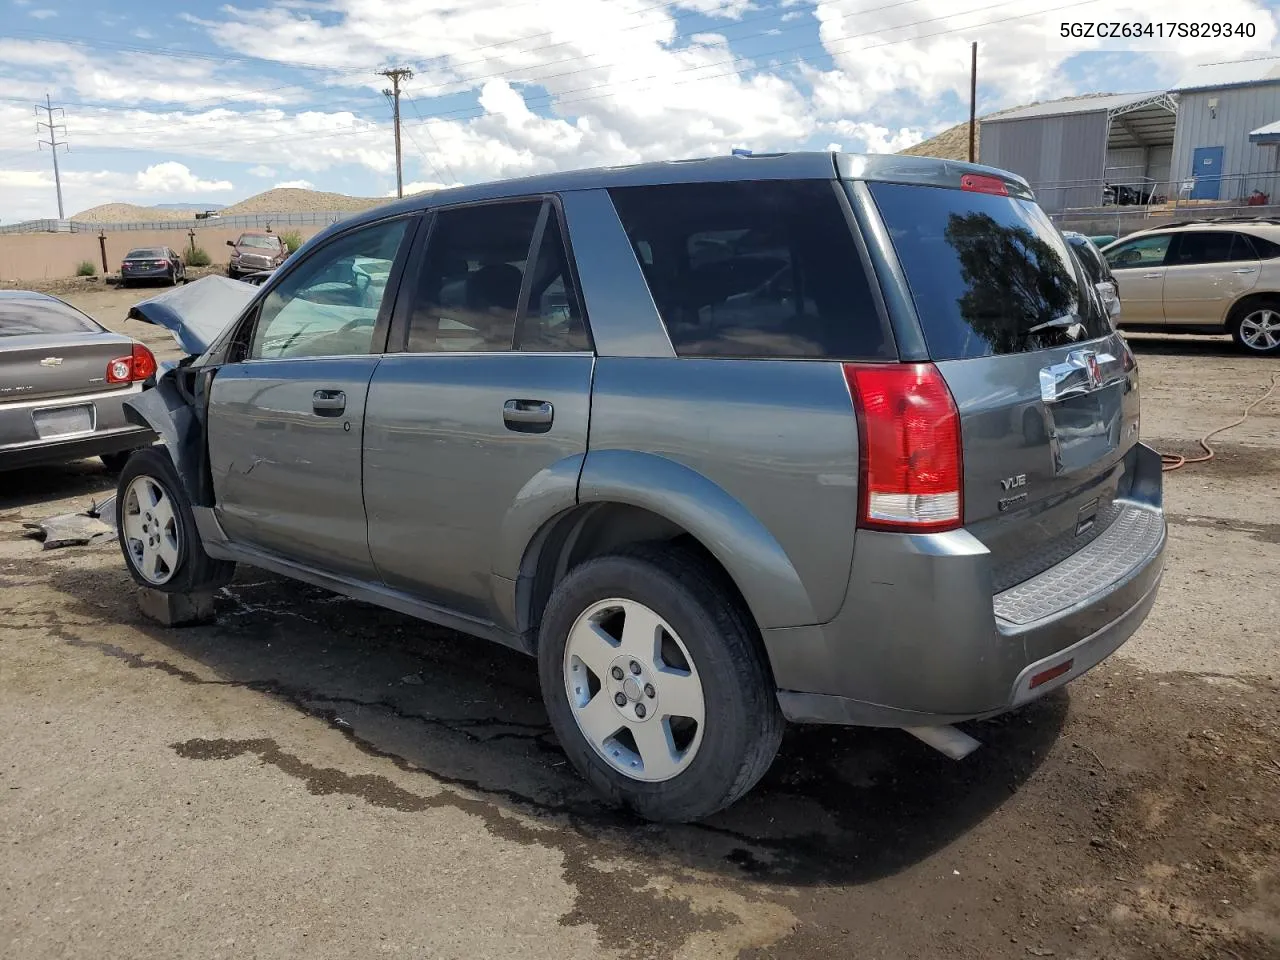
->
[21, 511, 115, 550]
[537, 545, 783, 822]
[115, 447, 235, 592]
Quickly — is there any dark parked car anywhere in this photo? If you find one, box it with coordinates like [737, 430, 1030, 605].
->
[0, 291, 155, 471]
[121, 247, 184, 286]
[1063, 230, 1121, 320]
[118, 153, 1165, 821]
[227, 232, 288, 279]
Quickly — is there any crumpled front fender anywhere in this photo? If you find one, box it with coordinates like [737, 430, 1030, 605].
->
[122, 365, 206, 505]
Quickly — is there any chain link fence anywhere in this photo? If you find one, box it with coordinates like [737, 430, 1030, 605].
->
[0, 210, 361, 235]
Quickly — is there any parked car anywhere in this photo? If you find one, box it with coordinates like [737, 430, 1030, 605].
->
[1088, 234, 1118, 248]
[121, 247, 185, 287]
[1101, 219, 1280, 354]
[1062, 231, 1121, 320]
[226, 232, 288, 279]
[0, 290, 156, 472]
[116, 153, 1166, 822]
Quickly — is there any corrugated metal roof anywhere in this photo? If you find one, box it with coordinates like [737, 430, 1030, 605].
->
[1172, 57, 1280, 92]
[1249, 119, 1280, 142]
[981, 92, 1163, 122]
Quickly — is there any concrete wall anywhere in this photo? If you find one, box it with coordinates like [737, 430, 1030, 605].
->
[0, 224, 329, 282]
[1171, 83, 1280, 201]
[980, 110, 1110, 211]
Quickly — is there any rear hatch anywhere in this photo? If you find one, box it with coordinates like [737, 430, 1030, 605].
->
[865, 179, 1140, 591]
[0, 298, 133, 403]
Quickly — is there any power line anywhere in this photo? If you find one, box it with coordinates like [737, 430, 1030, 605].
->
[403, 93, 459, 185]
[35, 94, 68, 219]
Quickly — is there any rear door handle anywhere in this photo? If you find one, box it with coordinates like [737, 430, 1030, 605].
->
[503, 399, 553, 431]
[1232, 268, 1256, 274]
[312, 389, 346, 415]
[1142, 272, 1163, 279]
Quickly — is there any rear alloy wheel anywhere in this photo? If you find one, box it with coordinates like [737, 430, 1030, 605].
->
[1233, 304, 1280, 355]
[115, 447, 235, 594]
[538, 544, 783, 822]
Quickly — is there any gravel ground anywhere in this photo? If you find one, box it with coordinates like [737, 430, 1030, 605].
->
[2, 294, 1277, 960]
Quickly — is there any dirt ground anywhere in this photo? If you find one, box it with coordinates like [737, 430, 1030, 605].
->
[2, 288, 1278, 960]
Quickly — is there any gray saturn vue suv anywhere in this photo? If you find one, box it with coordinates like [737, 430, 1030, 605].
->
[115, 152, 1167, 822]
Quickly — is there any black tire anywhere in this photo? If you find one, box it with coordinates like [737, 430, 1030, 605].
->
[537, 543, 783, 822]
[100, 450, 135, 473]
[115, 447, 235, 594]
[167, 268, 176, 286]
[227, 268, 239, 280]
[1230, 299, 1280, 356]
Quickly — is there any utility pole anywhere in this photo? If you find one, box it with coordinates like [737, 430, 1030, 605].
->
[378, 67, 414, 199]
[35, 94, 68, 219]
[968, 42, 978, 163]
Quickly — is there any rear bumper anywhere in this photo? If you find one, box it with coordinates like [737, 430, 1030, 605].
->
[770, 443, 1167, 727]
[122, 266, 172, 279]
[0, 384, 155, 471]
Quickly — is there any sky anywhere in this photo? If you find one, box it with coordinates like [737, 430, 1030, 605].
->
[1, 0, 1278, 221]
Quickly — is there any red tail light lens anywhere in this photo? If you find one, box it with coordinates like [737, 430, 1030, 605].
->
[844, 362, 963, 533]
[960, 173, 1008, 196]
[106, 343, 158, 384]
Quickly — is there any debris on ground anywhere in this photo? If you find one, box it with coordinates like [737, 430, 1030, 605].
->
[21, 512, 116, 550]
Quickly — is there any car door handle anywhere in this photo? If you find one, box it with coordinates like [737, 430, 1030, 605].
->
[312, 389, 346, 415]
[503, 399, 553, 431]
[1142, 272, 1163, 279]
[1232, 268, 1256, 274]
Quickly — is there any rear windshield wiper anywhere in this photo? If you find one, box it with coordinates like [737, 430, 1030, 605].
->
[1026, 315, 1086, 339]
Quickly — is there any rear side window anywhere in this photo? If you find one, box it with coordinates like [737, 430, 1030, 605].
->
[608, 181, 891, 360]
[1247, 234, 1280, 258]
[1167, 231, 1255, 265]
[0, 299, 101, 336]
[869, 182, 1112, 360]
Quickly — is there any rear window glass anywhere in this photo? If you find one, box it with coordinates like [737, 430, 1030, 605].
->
[0, 299, 101, 336]
[608, 180, 892, 360]
[869, 182, 1111, 360]
[126, 248, 165, 259]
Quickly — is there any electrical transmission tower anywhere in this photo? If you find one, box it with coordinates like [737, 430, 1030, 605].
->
[35, 94, 69, 219]
[378, 67, 414, 199]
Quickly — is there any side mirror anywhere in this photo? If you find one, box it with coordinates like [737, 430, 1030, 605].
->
[226, 240, 236, 248]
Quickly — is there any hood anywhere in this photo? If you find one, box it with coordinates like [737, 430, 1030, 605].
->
[126, 274, 257, 355]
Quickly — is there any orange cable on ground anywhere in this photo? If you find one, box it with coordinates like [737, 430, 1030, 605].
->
[1159, 372, 1280, 472]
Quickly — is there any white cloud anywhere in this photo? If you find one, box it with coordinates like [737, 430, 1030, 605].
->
[134, 161, 234, 194]
[29, 8, 56, 18]
[824, 120, 925, 154]
[273, 179, 315, 189]
[248, 165, 277, 177]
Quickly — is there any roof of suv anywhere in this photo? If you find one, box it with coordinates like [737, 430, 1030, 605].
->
[333, 151, 1033, 236]
[1122, 219, 1280, 241]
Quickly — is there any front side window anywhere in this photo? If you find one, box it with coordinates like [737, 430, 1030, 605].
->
[608, 180, 891, 360]
[1104, 233, 1172, 269]
[1167, 231, 1256, 266]
[249, 218, 408, 360]
[405, 201, 542, 353]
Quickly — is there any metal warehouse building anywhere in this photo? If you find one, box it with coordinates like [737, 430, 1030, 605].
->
[1170, 56, 1280, 203]
[979, 92, 1177, 212]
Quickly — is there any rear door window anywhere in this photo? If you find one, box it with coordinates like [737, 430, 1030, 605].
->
[1166, 231, 1256, 265]
[868, 182, 1112, 360]
[608, 180, 891, 360]
[1246, 234, 1280, 258]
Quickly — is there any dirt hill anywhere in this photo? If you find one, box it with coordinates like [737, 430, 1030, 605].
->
[71, 202, 195, 222]
[218, 188, 382, 216]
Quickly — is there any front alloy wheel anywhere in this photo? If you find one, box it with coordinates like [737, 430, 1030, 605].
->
[121, 475, 181, 585]
[564, 598, 705, 782]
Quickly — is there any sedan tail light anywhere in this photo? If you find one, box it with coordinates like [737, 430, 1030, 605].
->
[106, 343, 158, 384]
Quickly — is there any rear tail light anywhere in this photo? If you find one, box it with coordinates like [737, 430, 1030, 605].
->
[844, 362, 963, 533]
[960, 173, 1008, 196]
[106, 343, 158, 384]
